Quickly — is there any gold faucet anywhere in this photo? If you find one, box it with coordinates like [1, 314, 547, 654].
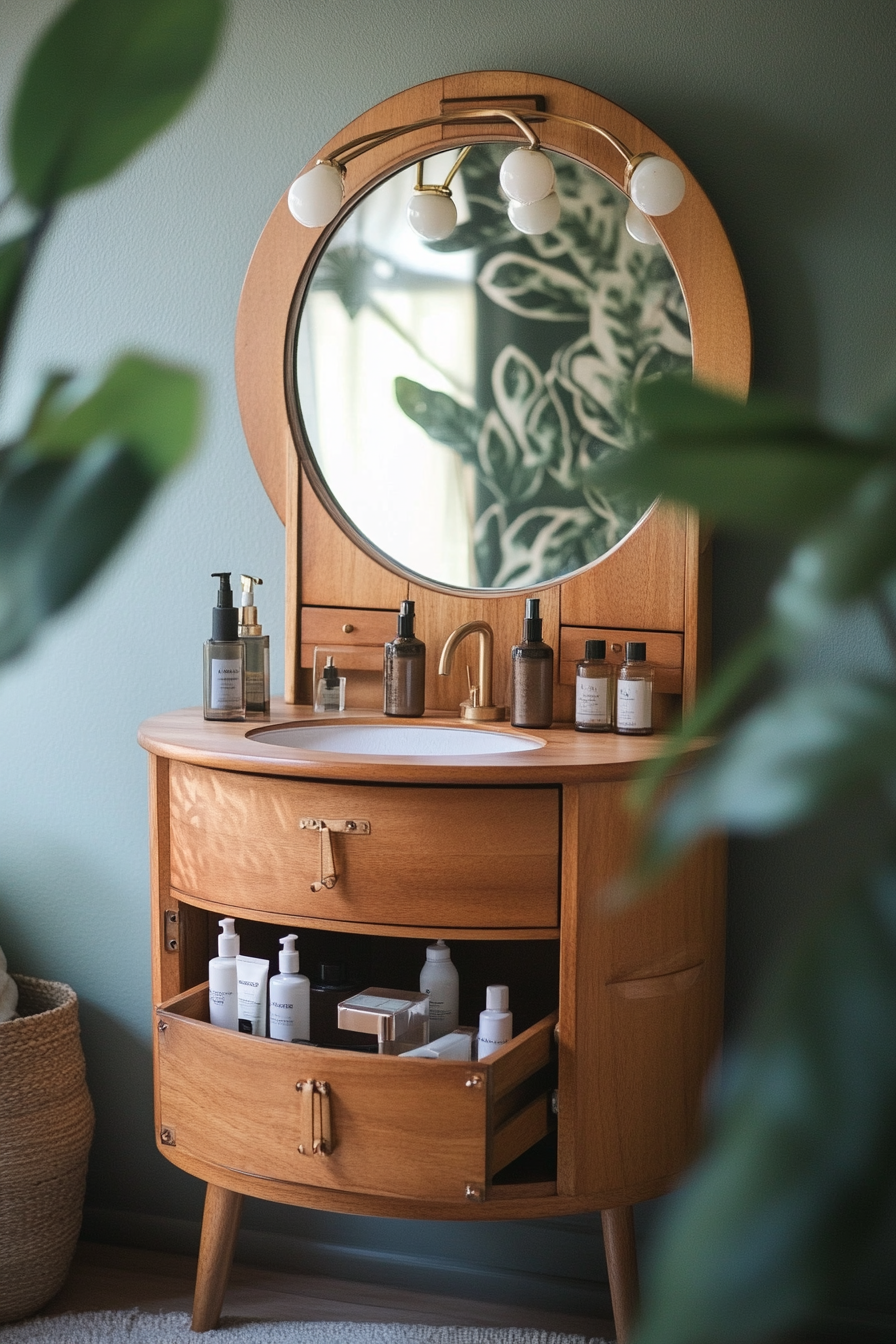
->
[438, 621, 506, 721]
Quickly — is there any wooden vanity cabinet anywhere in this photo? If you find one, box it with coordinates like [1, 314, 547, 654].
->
[145, 67, 750, 1344]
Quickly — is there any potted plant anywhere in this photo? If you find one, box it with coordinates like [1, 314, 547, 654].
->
[0, 0, 223, 1321]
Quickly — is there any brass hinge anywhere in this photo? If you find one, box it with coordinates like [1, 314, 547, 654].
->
[300, 818, 370, 892]
[296, 1079, 333, 1156]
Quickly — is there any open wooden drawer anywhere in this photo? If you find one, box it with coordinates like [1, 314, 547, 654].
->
[156, 985, 557, 1203]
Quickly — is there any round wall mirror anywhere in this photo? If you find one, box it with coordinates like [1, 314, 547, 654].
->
[293, 143, 692, 592]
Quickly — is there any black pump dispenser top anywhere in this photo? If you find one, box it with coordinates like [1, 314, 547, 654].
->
[323, 656, 340, 687]
[211, 571, 238, 640]
[522, 597, 543, 642]
[396, 599, 416, 637]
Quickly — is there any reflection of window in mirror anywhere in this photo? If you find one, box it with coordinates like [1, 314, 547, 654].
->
[296, 145, 692, 592]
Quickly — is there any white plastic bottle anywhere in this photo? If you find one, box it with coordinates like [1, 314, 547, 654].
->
[478, 984, 512, 1059]
[419, 939, 459, 1039]
[209, 918, 239, 1030]
[269, 934, 311, 1042]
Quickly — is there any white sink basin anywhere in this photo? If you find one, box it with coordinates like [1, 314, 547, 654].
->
[252, 723, 544, 757]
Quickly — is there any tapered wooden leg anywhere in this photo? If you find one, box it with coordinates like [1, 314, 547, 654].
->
[191, 1183, 243, 1332]
[601, 1204, 640, 1344]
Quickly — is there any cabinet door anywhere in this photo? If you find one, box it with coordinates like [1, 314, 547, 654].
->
[168, 763, 559, 929]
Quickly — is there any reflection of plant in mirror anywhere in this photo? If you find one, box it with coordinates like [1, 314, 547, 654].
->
[588, 376, 896, 1344]
[0, 0, 223, 666]
[317, 146, 690, 586]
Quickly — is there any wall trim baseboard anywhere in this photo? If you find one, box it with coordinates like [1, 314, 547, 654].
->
[80, 1207, 614, 1320]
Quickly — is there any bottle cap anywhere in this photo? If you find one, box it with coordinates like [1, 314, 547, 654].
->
[522, 597, 542, 642]
[323, 655, 340, 687]
[218, 917, 239, 957]
[279, 934, 299, 974]
[625, 642, 647, 661]
[486, 984, 509, 1012]
[211, 572, 238, 640]
[238, 575, 262, 635]
[584, 640, 606, 660]
[426, 939, 451, 961]
[397, 599, 416, 638]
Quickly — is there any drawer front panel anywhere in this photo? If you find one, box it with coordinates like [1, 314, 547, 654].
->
[157, 1006, 487, 1201]
[168, 763, 559, 928]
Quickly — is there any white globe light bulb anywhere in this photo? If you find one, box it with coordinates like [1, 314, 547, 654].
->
[499, 147, 555, 204]
[287, 163, 344, 227]
[508, 192, 561, 236]
[625, 202, 661, 245]
[628, 155, 686, 216]
[406, 191, 457, 241]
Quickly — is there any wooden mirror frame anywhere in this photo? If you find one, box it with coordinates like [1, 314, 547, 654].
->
[235, 71, 750, 712]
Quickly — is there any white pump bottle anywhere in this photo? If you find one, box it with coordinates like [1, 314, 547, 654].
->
[209, 918, 239, 1030]
[419, 939, 459, 1038]
[269, 934, 311, 1042]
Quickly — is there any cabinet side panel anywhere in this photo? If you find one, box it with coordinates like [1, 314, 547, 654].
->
[558, 780, 725, 1198]
[301, 467, 408, 610]
[559, 504, 686, 632]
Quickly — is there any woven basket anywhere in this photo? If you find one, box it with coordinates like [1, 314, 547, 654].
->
[0, 976, 94, 1323]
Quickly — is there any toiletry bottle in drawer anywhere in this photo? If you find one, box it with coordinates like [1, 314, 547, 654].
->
[575, 639, 614, 732]
[208, 918, 239, 1030]
[419, 939, 459, 1038]
[511, 598, 553, 728]
[616, 641, 655, 736]
[384, 600, 425, 717]
[238, 575, 270, 718]
[269, 934, 310, 1042]
[478, 984, 512, 1058]
[203, 572, 245, 721]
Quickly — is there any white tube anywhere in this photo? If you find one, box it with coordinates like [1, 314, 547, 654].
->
[236, 955, 269, 1036]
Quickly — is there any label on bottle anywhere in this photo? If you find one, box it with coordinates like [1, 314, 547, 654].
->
[246, 671, 266, 705]
[617, 678, 653, 730]
[210, 658, 243, 710]
[575, 674, 610, 725]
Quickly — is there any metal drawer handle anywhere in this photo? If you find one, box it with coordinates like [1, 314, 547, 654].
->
[296, 1079, 333, 1156]
[300, 817, 370, 892]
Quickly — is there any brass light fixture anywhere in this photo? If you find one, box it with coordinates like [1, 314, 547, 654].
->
[286, 107, 685, 243]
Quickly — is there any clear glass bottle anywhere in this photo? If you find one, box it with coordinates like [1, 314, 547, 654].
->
[384, 600, 426, 717]
[238, 575, 270, 718]
[575, 639, 615, 732]
[203, 572, 245, 721]
[616, 641, 655, 736]
[315, 655, 346, 712]
[511, 598, 553, 728]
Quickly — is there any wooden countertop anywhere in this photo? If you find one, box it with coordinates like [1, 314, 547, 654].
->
[139, 701, 698, 785]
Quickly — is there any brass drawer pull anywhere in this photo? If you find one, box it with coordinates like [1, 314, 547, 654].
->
[296, 1079, 333, 1156]
[300, 817, 370, 892]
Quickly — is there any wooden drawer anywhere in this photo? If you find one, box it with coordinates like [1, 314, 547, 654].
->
[168, 763, 560, 929]
[157, 985, 557, 1202]
[300, 606, 396, 672]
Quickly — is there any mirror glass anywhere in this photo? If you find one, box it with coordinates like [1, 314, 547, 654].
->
[295, 144, 691, 590]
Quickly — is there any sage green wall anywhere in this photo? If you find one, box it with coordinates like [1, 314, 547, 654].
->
[1, 0, 894, 1321]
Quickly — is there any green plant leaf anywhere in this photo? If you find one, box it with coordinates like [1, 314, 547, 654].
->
[9, 0, 224, 208]
[0, 233, 32, 357]
[772, 467, 896, 636]
[588, 379, 891, 533]
[635, 867, 896, 1344]
[28, 353, 202, 476]
[643, 680, 896, 873]
[0, 439, 154, 664]
[394, 376, 483, 464]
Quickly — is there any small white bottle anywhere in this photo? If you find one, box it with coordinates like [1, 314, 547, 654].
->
[478, 984, 512, 1059]
[419, 939, 459, 1039]
[269, 934, 311, 1042]
[209, 918, 239, 1030]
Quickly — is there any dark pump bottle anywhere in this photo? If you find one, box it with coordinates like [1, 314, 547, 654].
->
[203, 572, 245, 721]
[511, 598, 554, 728]
[384, 600, 426, 717]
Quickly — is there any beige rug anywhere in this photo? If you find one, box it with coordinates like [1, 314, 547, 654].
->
[0, 1312, 609, 1343]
